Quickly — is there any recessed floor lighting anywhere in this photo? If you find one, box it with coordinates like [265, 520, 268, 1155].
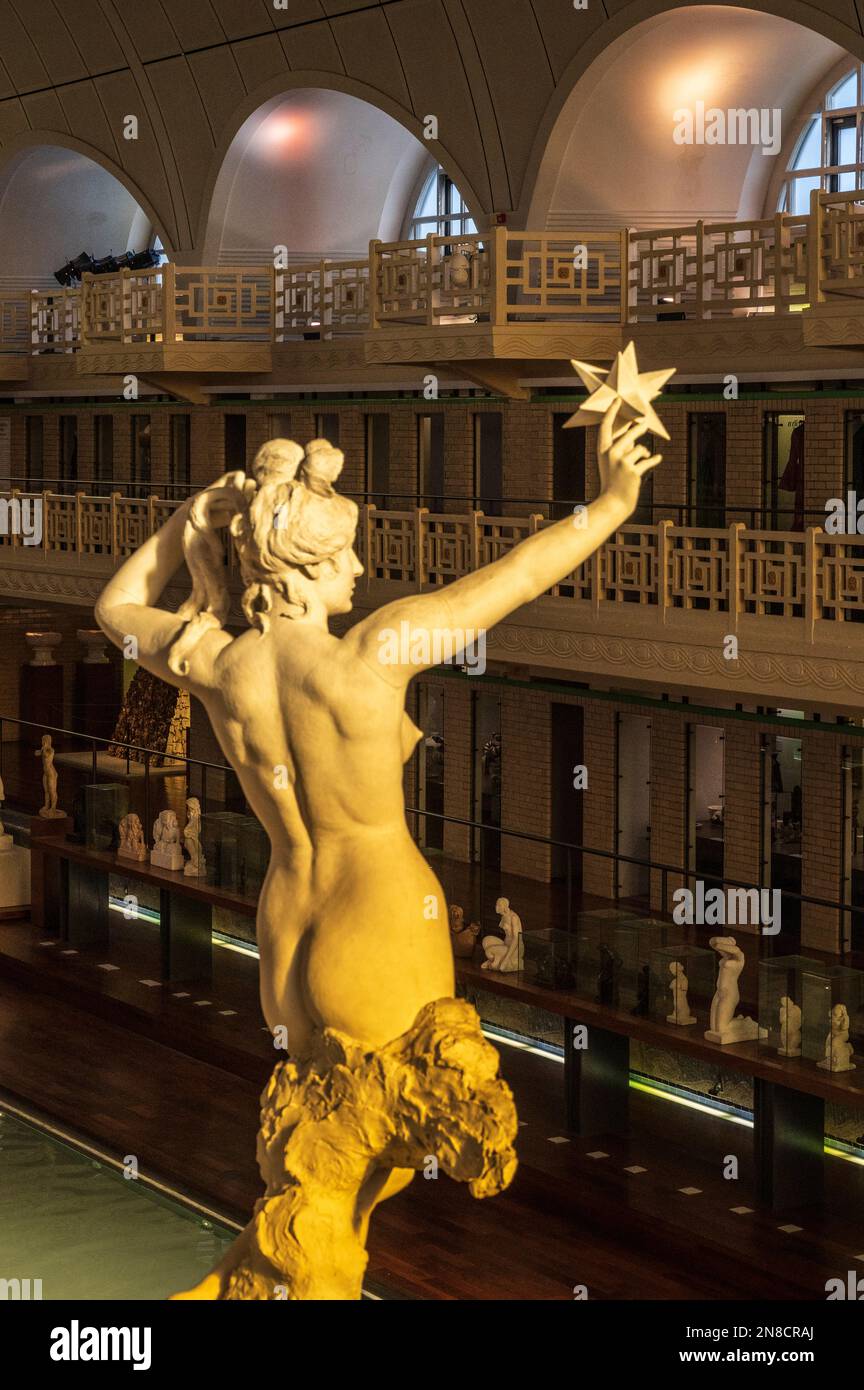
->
[219, 1009, 237, 1016]
[38, 940, 55, 946]
[678, 1186, 702, 1195]
[172, 991, 190, 998]
[778, 1224, 803, 1234]
[586, 1150, 609, 1159]
[194, 1000, 212, 1007]
[61, 949, 78, 956]
[731, 1206, 754, 1214]
[97, 964, 119, 972]
[547, 1136, 570, 1144]
[625, 1165, 647, 1174]
[138, 979, 161, 987]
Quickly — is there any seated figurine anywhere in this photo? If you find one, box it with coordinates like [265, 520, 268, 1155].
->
[481, 897, 523, 973]
[118, 812, 147, 862]
[150, 809, 184, 872]
[449, 904, 481, 959]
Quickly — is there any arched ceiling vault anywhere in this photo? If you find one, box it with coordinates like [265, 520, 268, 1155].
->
[0, 0, 862, 253]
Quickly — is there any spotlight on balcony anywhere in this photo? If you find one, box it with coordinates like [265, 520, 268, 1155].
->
[127, 248, 162, 272]
[54, 251, 96, 287]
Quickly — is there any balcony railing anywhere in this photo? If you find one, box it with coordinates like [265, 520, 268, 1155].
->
[2, 489, 863, 624]
[3, 187, 862, 357]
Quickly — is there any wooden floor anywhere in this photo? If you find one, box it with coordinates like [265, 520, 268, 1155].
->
[2, 950, 864, 1299]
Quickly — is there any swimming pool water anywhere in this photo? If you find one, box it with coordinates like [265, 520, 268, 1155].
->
[0, 1108, 235, 1300]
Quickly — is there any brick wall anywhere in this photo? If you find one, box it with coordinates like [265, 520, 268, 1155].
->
[2, 391, 860, 522]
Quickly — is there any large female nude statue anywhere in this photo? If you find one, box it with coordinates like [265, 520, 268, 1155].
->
[95, 389, 660, 1299]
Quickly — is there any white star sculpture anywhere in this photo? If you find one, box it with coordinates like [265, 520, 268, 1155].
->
[564, 341, 675, 441]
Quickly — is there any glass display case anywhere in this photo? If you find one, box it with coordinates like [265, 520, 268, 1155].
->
[522, 928, 578, 991]
[200, 811, 245, 891]
[649, 945, 716, 1028]
[84, 782, 129, 852]
[801, 964, 864, 1073]
[758, 954, 823, 1056]
[611, 918, 673, 1015]
[236, 815, 269, 899]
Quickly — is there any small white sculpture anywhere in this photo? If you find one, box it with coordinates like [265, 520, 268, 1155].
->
[118, 812, 147, 862]
[150, 809, 184, 871]
[35, 734, 66, 819]
[481, 897, 524, 973]
[667, 960, 696, 1026]
[818, 1003, 856, 1073]
[778, 995, 802, 1057]
[182, 797, 206, 878]
[704, 936, 767, 1045]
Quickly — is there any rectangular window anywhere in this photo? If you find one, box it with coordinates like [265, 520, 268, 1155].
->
[131, 415, 151, 496]
[94, 415, 114, 494]
[552, 414, 586, 520]
[687, 413, 726, 527]
[763, 412, 805, 530]
[365, 413, 390, 508]
[268, 412, 292, 441]
[59, 415, 78, 493]
[169, 414, 191, 498]
[25, 415, 44, 486]
[688, 724, 724, 885]
[417, 413, 444, 511]
[473, 412, 502, 514]
[315, 413, 339, 447]
[224, 414, 246, 470]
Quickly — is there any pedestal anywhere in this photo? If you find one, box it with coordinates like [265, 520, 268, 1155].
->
[564, 1017, 630, 1136]
[66, 858, 109, 950]
[29, 814, 71, 933]
[754, 1079, 825, 1210]
[160, 889, 212, 982]
[0, 845, 30, 917]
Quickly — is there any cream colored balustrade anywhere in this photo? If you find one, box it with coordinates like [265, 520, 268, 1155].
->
[667, 526, 733, 612]
[6, 495, 864, 627]
[814, 533, 864, 620]
[424, 514, 473, 587]
[0, 296, 29, 351]
[496, 230, 625, 323]
[740, 530, 806, 618]
[812, 189, 864, 299]
[372, 233, 490, 325]
[31, 289, 81, 352]
[629, 213, 810, 322]
[363, 506, 422, 582]
[172, 267, 274, 341]
[277, 260, 370, 339]
[601, 524, 661, 603]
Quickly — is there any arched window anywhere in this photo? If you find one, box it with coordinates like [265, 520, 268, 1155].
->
[779, 66, 864, 214]
[408, 167, 476, 238]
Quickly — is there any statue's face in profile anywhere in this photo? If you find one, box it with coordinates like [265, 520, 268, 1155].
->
[314, 546, 364, 616]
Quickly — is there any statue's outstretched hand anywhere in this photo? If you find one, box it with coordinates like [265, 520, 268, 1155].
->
[597, 400, 662, 516]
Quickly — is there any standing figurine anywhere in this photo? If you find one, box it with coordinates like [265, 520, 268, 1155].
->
[35, 733, 65, 819]
[704, 936, 766, 1045]
[667, 960, 697, 1026]
[481, 898, 523, 973]
[778, 995, 802, 1056]
[92, 349, 666, 1299]
[818, 1003, 856, 1072]
[183, 797, 206, 877]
